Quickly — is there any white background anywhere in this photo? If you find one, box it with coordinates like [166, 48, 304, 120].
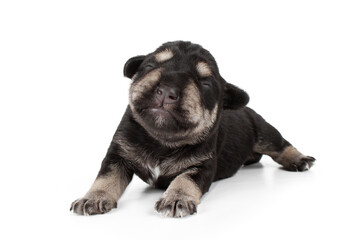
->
[1, 0, 359, 239]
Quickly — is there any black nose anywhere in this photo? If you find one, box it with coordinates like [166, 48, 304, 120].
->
[156, 85, 179, 104]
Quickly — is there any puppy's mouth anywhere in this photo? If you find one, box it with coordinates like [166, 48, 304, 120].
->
[141, 104, 189, 129]
[148, 106, 172, 116]
[148, 104, 176, 116]
[133, 97, 195, 131]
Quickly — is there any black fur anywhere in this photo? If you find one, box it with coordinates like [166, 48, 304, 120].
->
[71, 41, 315, 217]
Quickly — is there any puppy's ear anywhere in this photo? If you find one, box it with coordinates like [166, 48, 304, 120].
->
[123, 55, 146, 78]
[223, 82, 249, 110]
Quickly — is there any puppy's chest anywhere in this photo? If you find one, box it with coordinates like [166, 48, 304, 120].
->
[129, 150, 187, 186]
[118, 140, 212, 186]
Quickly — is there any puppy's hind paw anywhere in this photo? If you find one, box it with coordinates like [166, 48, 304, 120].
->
[287, 156, 316, 172]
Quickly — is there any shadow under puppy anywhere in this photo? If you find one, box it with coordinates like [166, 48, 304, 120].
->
[70, 41, 315, 217]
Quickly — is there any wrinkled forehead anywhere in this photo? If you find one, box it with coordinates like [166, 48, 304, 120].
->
[151, 43, 219, 77]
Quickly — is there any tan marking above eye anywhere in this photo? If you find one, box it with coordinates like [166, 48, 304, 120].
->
[155, 49, 174, 62]
[196, 62, 212, 77]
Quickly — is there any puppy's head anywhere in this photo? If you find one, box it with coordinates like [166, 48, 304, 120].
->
[124, 41, 248, 147]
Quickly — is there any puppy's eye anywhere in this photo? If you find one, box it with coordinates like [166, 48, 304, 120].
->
[143, 63, 155, 71]
[200, 79, 212, 88]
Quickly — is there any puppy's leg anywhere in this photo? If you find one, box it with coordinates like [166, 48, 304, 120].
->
[249, 110, 316, 171]
[70, 143, 133, 215]
[155, 162, 214, 218]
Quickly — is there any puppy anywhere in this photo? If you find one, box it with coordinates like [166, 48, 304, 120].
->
[70, 41, 315, 217]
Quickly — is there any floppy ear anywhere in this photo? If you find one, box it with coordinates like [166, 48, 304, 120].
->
[223, 82, 249, 110]
[123, 55, 146, 78]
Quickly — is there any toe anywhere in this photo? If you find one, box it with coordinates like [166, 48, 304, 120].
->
[72, 199, 87, 215]
[83, 199, 99, 215]
[99, 200, 116, 213]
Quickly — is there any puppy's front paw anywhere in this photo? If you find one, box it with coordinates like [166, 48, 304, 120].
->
[155, 192, 198, 218]
[70, 191, 117, 215]
[287, 156, 316, 172]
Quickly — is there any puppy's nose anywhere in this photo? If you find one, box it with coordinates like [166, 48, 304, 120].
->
[156, 85, 179, 104]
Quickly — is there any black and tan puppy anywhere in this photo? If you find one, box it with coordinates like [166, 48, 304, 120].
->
[70, 41, 315, 217]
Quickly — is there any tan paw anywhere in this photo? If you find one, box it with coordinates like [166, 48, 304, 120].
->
[70, 191, 117, 215]
[286, 156, 316, 172]
[155, 191, 198, 218]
